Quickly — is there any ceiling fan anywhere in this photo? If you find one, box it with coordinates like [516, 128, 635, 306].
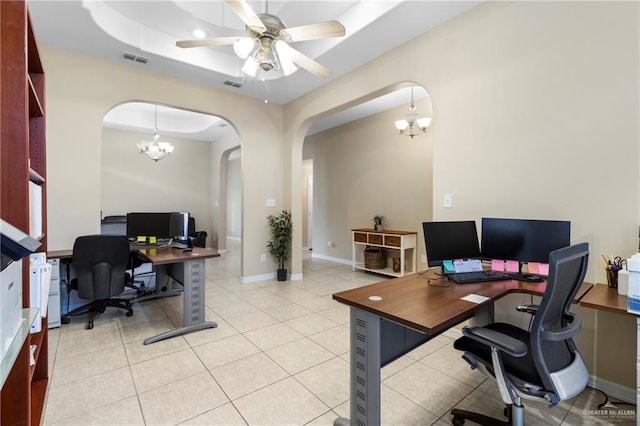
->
[176, 0, 345, 79]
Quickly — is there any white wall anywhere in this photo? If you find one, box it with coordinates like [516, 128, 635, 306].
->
[101, 127, 213, 238]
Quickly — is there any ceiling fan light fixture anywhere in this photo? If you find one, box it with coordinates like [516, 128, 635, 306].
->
[233, 37, 255, 59]
[242, 57, 258, 77]
[274, 40, 297, 76]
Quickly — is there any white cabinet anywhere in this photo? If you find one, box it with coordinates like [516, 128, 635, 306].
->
[352, 229, 417, 278]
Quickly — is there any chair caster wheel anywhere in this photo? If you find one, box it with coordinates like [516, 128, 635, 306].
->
[61, 316, 71, 325]
[452, 415, 465, 426]
[126, 310, 133, 317]
[87, 319, 94, 330]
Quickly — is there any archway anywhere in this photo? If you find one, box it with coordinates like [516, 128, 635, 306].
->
[287, 82, 434, 278]
[100, 101, 242, 255]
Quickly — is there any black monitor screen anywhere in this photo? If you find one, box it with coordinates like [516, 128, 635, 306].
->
[481, 218, 570, 263]
[169, 212, 190, 242]
[126, 212, 172, 239]
[422, 221, 481, 267]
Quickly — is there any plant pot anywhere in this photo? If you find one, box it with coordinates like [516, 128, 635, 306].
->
[277, 268, 287, 281]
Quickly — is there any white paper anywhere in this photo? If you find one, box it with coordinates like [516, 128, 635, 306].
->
[461, 294, 490, 304]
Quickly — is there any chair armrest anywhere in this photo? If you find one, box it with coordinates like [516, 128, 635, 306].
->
[462, 326, 528, 357]
[516, 304, 539, 315]
[541, 313, 582, 341]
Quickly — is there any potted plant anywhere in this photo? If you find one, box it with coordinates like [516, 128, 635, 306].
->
[372, 215, 386, 231]
[267, 210, 293, 281]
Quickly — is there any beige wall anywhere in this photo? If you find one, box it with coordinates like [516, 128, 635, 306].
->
[100, 127, 213, 238]
[303, 100, 434, 263]
[43, 47, 282, 278]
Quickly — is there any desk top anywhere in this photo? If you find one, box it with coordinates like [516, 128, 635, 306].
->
[333, 274, 593, 335]
[47, 246, 219, 264]
[579, 284, 633, 316]
[138, 247, 219, 265]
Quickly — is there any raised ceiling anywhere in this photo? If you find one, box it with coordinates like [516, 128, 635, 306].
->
[29, 0, 481, 105]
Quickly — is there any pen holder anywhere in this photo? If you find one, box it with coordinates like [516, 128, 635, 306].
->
[606, 268, 619, 289]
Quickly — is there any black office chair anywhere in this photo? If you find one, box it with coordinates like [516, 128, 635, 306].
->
[450, 242, 589, 426]
[63, 235, 133, 329]
[188, 217, 207, 248]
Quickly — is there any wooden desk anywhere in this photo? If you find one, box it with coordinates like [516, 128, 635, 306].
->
[47, 246, 220, 345]
[579, 283, 639, 424]
[579, 283, 632, 315]
[333, 274, 592, 426]
[138, 247, 219, 344]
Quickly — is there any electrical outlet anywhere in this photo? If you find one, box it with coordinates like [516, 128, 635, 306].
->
[260, 254, 266, 262]
[421, 255, 427, 264]
[443, 194, 453, 208]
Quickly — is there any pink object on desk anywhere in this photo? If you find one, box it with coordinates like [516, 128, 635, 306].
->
[506, 260, 519, 273]
[528, 262, 540, 274]
[491, 259, 505, 271]
[538, 263, 549, 275]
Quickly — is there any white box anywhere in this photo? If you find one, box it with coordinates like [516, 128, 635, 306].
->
[1, 260, 24, 359]
[29, 254, 51, 333]
[47, 259, 61, 328]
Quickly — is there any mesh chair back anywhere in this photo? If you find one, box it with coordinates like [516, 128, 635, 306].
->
[72, 235, 130, 300]
[530, 242, 589, 394]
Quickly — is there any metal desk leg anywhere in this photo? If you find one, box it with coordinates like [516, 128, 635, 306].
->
[335, 307, 382, 426]
[144, 258, 217, 344]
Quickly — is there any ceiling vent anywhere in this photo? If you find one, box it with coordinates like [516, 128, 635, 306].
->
[121, 52, 149, 64]
[224, 80, 242, 88]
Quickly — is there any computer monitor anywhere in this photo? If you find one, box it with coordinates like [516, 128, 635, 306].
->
[169, 212, 190, 242]
[481, 218, 570, 264]
[422, 221, 481, 268]
[126, 212, 172, 239]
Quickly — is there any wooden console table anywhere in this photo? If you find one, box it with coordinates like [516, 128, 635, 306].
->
[351, 229, 417, 277]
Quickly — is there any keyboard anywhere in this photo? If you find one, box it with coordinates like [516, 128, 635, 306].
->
[449, 270, 513, 284]
[170, 242, 188, 249]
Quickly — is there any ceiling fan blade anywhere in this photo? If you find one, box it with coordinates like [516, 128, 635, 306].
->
[287, 45, 331, 79]
[280, 21, 345, 42]
[225, 0, 266, 32]
[176, 37, 241, 48]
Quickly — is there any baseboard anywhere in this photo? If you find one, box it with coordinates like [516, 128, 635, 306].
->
[241, 273, 275, 283]
[290, 273, 303, 281]
[589, 376, 636, 404]
[311, 252, 352, 266]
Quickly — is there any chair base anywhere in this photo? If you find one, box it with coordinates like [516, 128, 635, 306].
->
[62, 298, 133, 329]
[451, 404, 522, 426]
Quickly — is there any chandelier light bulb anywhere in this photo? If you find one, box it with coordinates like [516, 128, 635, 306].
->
[233, 38, 255, 59]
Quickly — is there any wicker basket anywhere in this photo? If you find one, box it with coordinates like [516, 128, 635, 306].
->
[364, 247, 387, 269]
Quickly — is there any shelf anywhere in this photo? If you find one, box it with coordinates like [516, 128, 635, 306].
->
[354, 263, 403, 278]
[28, 75, 44, 117]
[0, 308, 39, 389]
[29, 167, 45, 184]
[352, 229, 417, 278]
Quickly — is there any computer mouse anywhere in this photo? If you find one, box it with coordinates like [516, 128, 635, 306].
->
[525, 274, 543, 282]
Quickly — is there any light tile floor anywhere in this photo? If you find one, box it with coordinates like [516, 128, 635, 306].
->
[43, 250, 635, 425]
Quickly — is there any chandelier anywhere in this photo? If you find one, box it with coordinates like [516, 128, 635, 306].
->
[136, 105, 174, 162]
[394, 86, 432, 139]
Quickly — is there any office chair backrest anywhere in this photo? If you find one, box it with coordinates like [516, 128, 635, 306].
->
[72, 235, 130, 300]
[530, 242, 589, 400]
